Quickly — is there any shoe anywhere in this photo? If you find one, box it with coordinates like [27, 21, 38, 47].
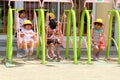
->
[16, 53, 23, 58]
[22, 54, 28, 58]
[96, 52, 100, 59]
[93, 58, 98, 61]
[46, 54, 52, 60]
[92, 54, 97, 61]
[56, 54, 62, 62]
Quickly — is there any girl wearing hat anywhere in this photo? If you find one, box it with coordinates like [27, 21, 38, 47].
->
[91, 18, 106, 60]
[14, 8, 27, 32]
[20, 20, 36, 57]
[45, 12, 62, 61]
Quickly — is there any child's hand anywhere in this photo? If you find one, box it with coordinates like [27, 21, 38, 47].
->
[20, 33, 25, 37]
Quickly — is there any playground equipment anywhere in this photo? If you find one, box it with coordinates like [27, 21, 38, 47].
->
[42, 0, 78, 64]
[77, 0, 118, 64]
[6, 0, 46, 66]
[105, 0, 120, 64]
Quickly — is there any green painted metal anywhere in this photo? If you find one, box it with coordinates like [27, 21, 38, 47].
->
[36, 9, 41, 59]
[71, 10, 78, 64]
[65, 9, 78, 64]
[40, 9, 46, 64]
[65, 11, 71, 59]
[6, 8, 13, 63]
[78, 10, 92, 64]
[111, 37, 118, 51]
[106, 10, 120, 64]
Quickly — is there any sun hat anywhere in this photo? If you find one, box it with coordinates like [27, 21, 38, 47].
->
[48, 13, 55, 19]
[18, 8, 25, 13]
[23, 20, 33, 27]
[94, 18, 103, 25]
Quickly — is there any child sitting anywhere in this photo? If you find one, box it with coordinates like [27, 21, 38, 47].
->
[20, 20, 36, 57]
[91, 18, 107, 60]
[46, 13, 62, 61]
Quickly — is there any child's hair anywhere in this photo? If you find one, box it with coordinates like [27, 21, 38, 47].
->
[94, 22, 103, 26]
[49, 19, 57, 29]
[19, 10, 25, 14]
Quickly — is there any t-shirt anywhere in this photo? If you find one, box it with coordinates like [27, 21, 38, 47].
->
[21, 28, 34, 41]
[92, 27, 102, 42]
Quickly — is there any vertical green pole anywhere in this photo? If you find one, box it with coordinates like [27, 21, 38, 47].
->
[40, 9, 46, 64]
[78, 10, 91, 64]
[105, 10, 120, 64]
[6, 8, 13, 63]
[85, 10, 91, 64]
[105, 11, 113, 59]
[71, 9, 78, 64]
[78, 11, 85, 59]
[65, 11, 71, 59]
[86, 10, 91, 64]
[115, 10, 120, 64]
[36, 9, 41, 58]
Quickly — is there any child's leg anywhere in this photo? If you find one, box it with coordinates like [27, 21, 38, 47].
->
[96, 48, 103, 59]
[22, 40, 29, 57]
[49, 43, 56, 58]
[46, 46, 51, 59]
[29, 40, 34, 56]
[55, 44, 61, 61]
[92, 45, 99, 60]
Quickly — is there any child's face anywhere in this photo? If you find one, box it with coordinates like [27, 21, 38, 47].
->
[24, 24, 32, 30]
[95, 23, 102, 30]
[19, 12, 26, 19]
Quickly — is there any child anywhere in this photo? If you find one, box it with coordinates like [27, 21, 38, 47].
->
[21, 20, 36, 57]
[91, 18, 106, 60]
[14, 8, 27, 32]
[14, 8, 27, 58]
[46, 13, 62, 61]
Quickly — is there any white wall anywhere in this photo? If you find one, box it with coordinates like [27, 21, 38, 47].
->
[96, 3, 113, 36]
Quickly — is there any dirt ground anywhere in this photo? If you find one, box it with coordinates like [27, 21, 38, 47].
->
[0, 55, 120, 80]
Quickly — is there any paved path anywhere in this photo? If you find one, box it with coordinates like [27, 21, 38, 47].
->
[0, 56, 120, 80]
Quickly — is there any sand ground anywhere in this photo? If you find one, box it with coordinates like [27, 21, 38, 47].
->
[0, 55, 120, 80]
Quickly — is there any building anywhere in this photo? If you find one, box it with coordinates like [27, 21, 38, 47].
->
[0, 0, 118, 44]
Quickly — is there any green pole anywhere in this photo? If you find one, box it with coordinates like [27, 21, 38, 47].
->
[6, 8, 13, 63]
[40, 9, 46, 64]
[115, 10, 120, 64]
[71, 9, 78, 64]
[36, 9, 41, 59]
[106, 10, 120, 64]
[86, 10, 91, 64]
[65, 11, 71, 59]
[78, 10, 91, 64]
[105, 11, 113, 59]
[78, 11, 85, 59]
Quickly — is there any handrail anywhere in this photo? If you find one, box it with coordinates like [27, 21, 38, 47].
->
[41, 0, 74, 8]
[8, 0, 41, 7]
[84, 0, 115, 9]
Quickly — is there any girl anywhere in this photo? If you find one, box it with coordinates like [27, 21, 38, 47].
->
[46, 13, 62, 61]
[20, 20, 36, 57]
[91, 18, 107, 60]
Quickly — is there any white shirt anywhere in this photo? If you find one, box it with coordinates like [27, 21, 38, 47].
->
[21, 28, 34, 41]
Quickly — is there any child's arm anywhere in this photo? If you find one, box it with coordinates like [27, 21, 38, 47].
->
[90, 28, 93, 42]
